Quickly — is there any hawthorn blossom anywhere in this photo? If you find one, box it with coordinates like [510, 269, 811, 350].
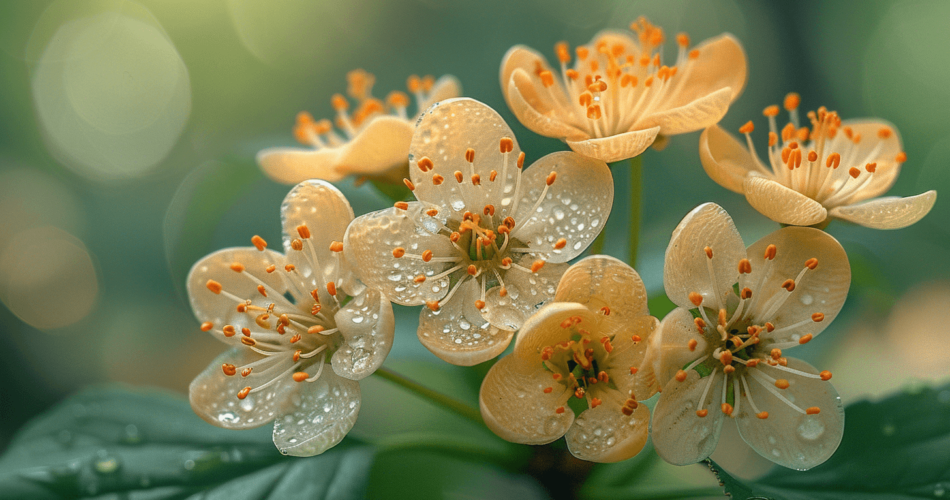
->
[344, 98, 613, 366]
[644, 203, 848, 470]
[257, 69, 461, 185]
[187, 180, 394, 456]
[700, 93, 936, 229]
[501, 17, 746, 163]
[479, 256, 658, 462]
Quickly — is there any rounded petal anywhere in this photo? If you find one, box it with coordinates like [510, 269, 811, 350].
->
[272, 368, 361, 457]
[508, 67, 571, 119]
[408, 98, 519, 215]
[829, 191, 936, 230]
[500, 45, 555, 109]
[507, 75, 587, 141]
[418, 278, 514, 366]
[663, 203, 746, 310]
[510, 152, 613, 263]
[479, 354, 574, 444]
[662, 34, 747, 110]
[415, 75, 463, 117]
[187, 247, 291, 345]
[343, 204, 457, 306]
[836, 120, 903, 203]
[256, 147, 348, 184]
[746, 227, 850, 346]
[641, 307, 708, 390]
[486, 258, 569, 332]
[566, 401, 650, 463]
[190, 348, 295, 429]
[651, 369, 726, 465]
[639, 87, 734, 137]
[737, 358, 844, 470]
[337, 116, 413, 176]
[699, 125, 769, 193]
[512, 301, 598, 360]
[331, 288, 395, 380]
[566, 127, 660, 164]
[554, 255, 648, 321]
[744, 175, 829, 226]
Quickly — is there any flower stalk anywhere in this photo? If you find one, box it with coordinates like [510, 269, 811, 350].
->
[628, 154, 643, 267]
[374, 366, 484, 426]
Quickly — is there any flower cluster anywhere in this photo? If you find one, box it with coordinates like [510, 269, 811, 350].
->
[186, 14, 936, 469]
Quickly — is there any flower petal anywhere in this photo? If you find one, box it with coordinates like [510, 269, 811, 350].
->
[344, 204, 457, 306]
[651, 369, 726, 465]
[554, 255, 648, 320]
[699, 125, 769, 193]
[510, 152, 613, 263]
[641, 307, 707, 390]
[511, 301, 598, 360]
[507, 74, 588, 141]
[272, 368, 361, 457]
[639, 87, 734, 137]
[566, 127, 660, 164]
[190, 348, 295, 429]
[408, 98, 519, 215]
[835, 120, 903, 203]
[331, 287, 395, 380]
[486, 257, 569, 332]
[415, 75, 463, 117]
[828, 191, 937, 230]
[661, 34, 747, 110]
[500, 45, 556, 110]
[744, 175, 828, 226]
[418, 278, 514, 366]
[187, 247, 291, 346]
[737, 358, 844, 470]
[663, 203, 746, 310]
[745, 227, 850, 346]
[603, 315, 659, 400]
[256, 147, 348, 184]
[566, 401, 650, 463]
[479, 354, 574, 444]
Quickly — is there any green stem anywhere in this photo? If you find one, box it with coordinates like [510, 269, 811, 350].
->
[374, 432, 528, 468]
[589, 227, 606, 256]
[628, 155, 643, 267]
[374, 367, 484, 426]
[581, 486, 724, 500]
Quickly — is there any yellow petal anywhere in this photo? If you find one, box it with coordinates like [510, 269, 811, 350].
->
[743, 175, 828, 226]
[256, 147, 348, 184]
[507, 74, 588, 141]
[829, 191, 937, 230]
[700, 124, 769, 193]
[500, 45, 556, 109]
[651, 368, 726, 465]
[662, 33, 747, 110]
[415, 75, 463, 116]
[603, 315, 659, 400]
[485, 259, 571, 333]
[639, 86, 734, 136]
[554, 255, 648, 320]
[512, 301, 598, 361]
[566, 402, 649, 463]
[566, 126, 660, 163]
[641, 307, 707, 390]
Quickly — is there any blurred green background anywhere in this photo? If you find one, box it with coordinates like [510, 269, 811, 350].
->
[0, 0, 948, 492]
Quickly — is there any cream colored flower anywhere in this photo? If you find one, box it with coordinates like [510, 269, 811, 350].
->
[257, 70, 461, 185]
[187, 180, 394, 457]
[479, 256, 658, 462]
[644, 203, 847, 470]
[344, 98, 613, 366]
[501, 17, 746, 163]
[700, 94, 937, 229]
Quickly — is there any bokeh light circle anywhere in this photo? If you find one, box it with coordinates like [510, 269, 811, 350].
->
[0, 167, 86, 253]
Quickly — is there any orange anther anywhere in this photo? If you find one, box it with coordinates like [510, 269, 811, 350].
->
[293, 372, 309, 383]
[805, 257, 818, 270]
[296, 225, 311, 239]
[588, 80, 607, 93]
[554, 238, 567, 250]
[808, 150, 818, 162]
[866, 162, 877, 173]
[895, 152, 907, 163]
[329, 241, 344, 253]
[200, 321, 214, 332]
[741, 287, 752, 300]
[769, 132, 778, 147]
[288, 334, 300, 344]
[331, 94, 349, 111]
[696, 409, 708, 418]
[587, 105, 602, 120]
[326, 282, 337, 295]
[285, 264, 296, 272]
[757, 411, 769, 419]
[718, 309, 727, 327]
[266, 265, 276, 273]
[394, 201, 409, 210]
[546, 172, 557, 186]
[746, 359, 760, 368]
[241, 368, 253, 377]
[432, 174, 444, 185]
[484, 204, 495, 216]
[688, 292, 703, 306]
[771, 348, 783, 360]
[694, 317, 706, 331]
[820, 370, 833, 381]
[257, 285, 268, 298]
[724, 365, 736, 374]
[764, 244, 777, 260]
[688, 49, 700, 59]
[784, 92, 800, 111]
[811, 312, 825, 323]
[531, 260, 545, 273]
[543, 386, 554, 394]
[721, 403, 734, 416]
[539, 70, 555, 88]
[251, 235, 267, 251]
[206, 280, 222, 294]
[763, 105, 780, 117]
[555, 41, 570, 63]
[237, 387, 251, 399]
[222, 363, 236, 376]
[720, 350, 733, 366]
[291, 239, 303, 251]
[737, 258, 752, 274]
[775, 379, 790, 389]
[798, 334, 813, 345]
[387, 91, 410, 108]
[848, 167, 861, 179]
[703, 246, 713, 259]
[392, 247, 405, 258]
[782, 279, 796, 292]
[501, 257, 512, 267]
[403, 179, 416, 191]
[824, 152, 840, 169]
[739, 121, 754, 134]
[241, 337, 256, 347]
[466, 264, 477, 276]
[307, 325, 325, 334]
[419, 250, 432, 262]
[517, 152, 526, 169]
[229, 262, 246, 273]
[687, 339, 698, 352]
[675, 370, 688, 382]
[426, 300, 440, 312]
[222, 325, 236, 337]
[806, 407, 821, 415]
[500, 137, 514, 153]
[677, 32, 690, 47]
[453, 171, 463, 183]
[555, 406, 566, 414]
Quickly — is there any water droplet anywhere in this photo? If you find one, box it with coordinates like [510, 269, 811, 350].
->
[882, 423, 896, 436]
[797, 416, 825, 441]
[122, 424, 142, 444]
[183, 459, 195, 470]
[936, 484, 946, 498]
[218, 411, 239, 424]
[94, 453, 120, 474]
[799, 294, 814, 305]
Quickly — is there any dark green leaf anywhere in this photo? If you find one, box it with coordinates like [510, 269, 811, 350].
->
[0, 385, 374, 500]
[712, 382, 950, 500]
[648, 293, 677, 319]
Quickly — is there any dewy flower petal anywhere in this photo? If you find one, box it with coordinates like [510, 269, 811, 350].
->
[480, 256, 657, 463]
[647, 203, 848, 470]
[700, 97, 937, 229]
[345, 98, 612, 365]
[257, 70, 461, 185]
[186, 180, 394, 456]
[500, 17, 746, 162]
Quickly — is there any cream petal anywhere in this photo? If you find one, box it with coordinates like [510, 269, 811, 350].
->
[256, 147, 348, 185]
[408, 98, 519, 215]
[736, 358, 844, 470]
[479, 354, 574, 444]
[554, 255, 648, 320]
[651, 369, 726, 465]
[343, 204, 457, 306]
[187, 247, 292, 346]
[744, 175, 828, 226]
[603, 315, 659, 400]
[663, 203, 746, 310]
[566, 127, 660, 164]
[510, 152, 613, 263]
[486, 257, 569, 332]
[331, 288, 395, 380]
[511, 301, 598, 360]
[585, 30, 641, 59]
[500, 45, 556, 109]
[415, 75, 463, 116]
[745, 227, 850, 346]
[418, 278, 514, 366]
[508, 67, 571, 119]
[661, 34, 747, 110]
[828, 191, 937, 230]
[566, 401, 649, 463]
[639, 87, 734, 137]
[272, 368, 361, 457]
[640, 307, 708, 390]
[336, 116, 413, 177]
[700, 125, 769, 193]
[190, 348, 296, 430]
[507, 76, 588, 141]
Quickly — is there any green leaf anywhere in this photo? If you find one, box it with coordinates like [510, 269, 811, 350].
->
[0, 385, 374, 499]
[712, 382, 950, 500]
[648, 293, 677, 319]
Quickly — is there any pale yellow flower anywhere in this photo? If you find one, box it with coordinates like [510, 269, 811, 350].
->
[257, 70, 461, 185]
[479, 256, 658, 462]
[187, 180, 394, 456]
[700, 94, 937, 229]
[344, 98, 613, 366]
[643, 203, 847, 470]
[501, 17, 747, 163]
